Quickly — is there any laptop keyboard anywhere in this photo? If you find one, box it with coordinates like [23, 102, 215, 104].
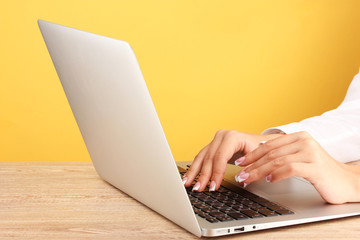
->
[179, 166, 294, 223]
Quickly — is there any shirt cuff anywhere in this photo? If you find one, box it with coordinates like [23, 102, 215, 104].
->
[261, 122, 310, 136]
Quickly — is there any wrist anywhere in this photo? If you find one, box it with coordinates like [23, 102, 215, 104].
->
[342, 162, 360, 174]
[342, 165, 360, 203]
[350, 172, 360, 202]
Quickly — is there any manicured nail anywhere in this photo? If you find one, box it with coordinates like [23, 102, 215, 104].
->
[243, 182, 248, 188]
[182, 177, 188, 185]
[209, 181, 216, 192]
[265, 175, 272, 183]
[235, 171, 249, 183]
[234, 156, 245, 166]
[192, 182, 200, 191]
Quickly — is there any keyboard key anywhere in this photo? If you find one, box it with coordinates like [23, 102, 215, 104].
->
[217, 215, 234, 222]
[241, 210, 264, 218]
[239, 191, 258, 200]
[251, 197, 270, 203]
[209, 211, 226, 218]
[217, 187, 228, 192]
[216, 196, 228, 201]
[232, 205, 249, 211]
[208, 200, 221, 205]
[227, 212, 248, 220]
[194, 203, 208, 209]
[198, 196, 212, 201]
[206, 192, 223, 198]
[222, 209, 235, 214]
[191, 192, 207, 197]
[218, 207, 233, 213]
[222, 200, 238, 206]
[203, 191, 211, 195]
[276, 209, 294, 215]
[205, 217, 219, 223]
[202, 207, 214, 213]
[248, 203, 263, 208]
[213, 202, 227, 208]
[267, 205, 284, 211]
[198, 211, 207, 218]
[228, 193, 239, 198]
[258, 209, 278, 217]
[234, 196, 247, 202]
[240, 200, 254, 206]
[222, 191, 233, 196]
[260, 201, 277, 207]
[189, 196, 196, 201]
[204, 200, 218, 205]
[251, 206, 268, 211]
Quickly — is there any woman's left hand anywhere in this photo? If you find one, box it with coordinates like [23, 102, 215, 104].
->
[236, 131, 360, 204]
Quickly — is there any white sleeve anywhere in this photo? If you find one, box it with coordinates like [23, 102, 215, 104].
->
[262, 70, 360, 163]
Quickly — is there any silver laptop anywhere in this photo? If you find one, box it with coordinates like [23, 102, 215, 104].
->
[38, 19, 360, 237]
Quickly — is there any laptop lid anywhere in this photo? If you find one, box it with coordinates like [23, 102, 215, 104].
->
[38, 19, 201, 237]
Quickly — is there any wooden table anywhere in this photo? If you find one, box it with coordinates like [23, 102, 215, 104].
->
[1, 162, 360, 239]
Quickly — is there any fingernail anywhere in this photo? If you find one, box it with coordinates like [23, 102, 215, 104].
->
[235, 171, 249, 183]
[243, 182, 247, 188]
[234, 156, 245, 166]
[192, 182, 200, 191]
[209, 181, 216, 192]
[182, 177, 188, 185]
[259, 140, 267, 146]
[265, 175, 272, 183]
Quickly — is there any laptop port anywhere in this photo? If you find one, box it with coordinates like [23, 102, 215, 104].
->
[234, 227, 245, 232]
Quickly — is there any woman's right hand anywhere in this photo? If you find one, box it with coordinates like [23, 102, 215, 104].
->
[183, 130, 283, 192]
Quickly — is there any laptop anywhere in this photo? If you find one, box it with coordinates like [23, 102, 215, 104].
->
[38, 19, 360, 237]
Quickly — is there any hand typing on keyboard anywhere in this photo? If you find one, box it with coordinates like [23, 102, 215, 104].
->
[182, 130, 282, 192]
[184, 130, 360, 205]
[235, 131, 360, 204]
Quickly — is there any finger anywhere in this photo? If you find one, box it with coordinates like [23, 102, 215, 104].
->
[211, 133, 244, 190]
[228, 151, 243, 165]
[269, 162, 315, 183]
[241, 153, 304, 184]
[241, 132, 303, 166]
[195, 130, 226, 191]
[183, 145, 208, 187]
[242, 140, 303, 174]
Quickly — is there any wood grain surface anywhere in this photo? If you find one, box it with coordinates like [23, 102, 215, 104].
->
[1, 162, 360, 239]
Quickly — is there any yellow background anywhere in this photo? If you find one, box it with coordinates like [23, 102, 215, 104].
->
[1, 0, 360, 162]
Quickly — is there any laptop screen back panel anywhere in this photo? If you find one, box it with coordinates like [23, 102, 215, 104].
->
[38, 20, 201, 237]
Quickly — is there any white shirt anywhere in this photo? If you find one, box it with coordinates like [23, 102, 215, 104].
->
[263, 70, 360, 163]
